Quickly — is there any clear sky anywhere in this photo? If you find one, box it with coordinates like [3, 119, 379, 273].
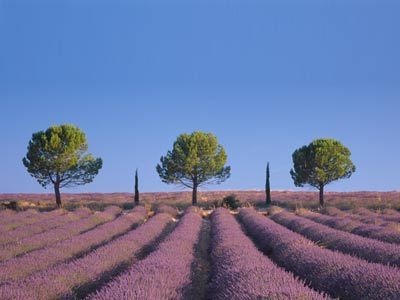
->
[1, 0, 399, 193]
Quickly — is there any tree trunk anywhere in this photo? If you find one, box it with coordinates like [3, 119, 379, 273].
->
[54, 182, 62, 208]
[192, 184, 198, 206]
[319, 184, 324, 207]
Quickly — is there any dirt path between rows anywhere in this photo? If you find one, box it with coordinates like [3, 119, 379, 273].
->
[185, 218, 211, 300]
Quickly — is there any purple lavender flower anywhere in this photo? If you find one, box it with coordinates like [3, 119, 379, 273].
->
[0, 206, 121, 261]
[271, 211, 400, 267]
[0, 210, 82, 246]
[301, 210, 400, 244]
[0, 209, 64, 232]
[0, 206, 147, 282]
[0, 212, 172, 300]
[239, 208, 400, 300]
[207, 208, 329, 300]
[89, 210, 202, 300]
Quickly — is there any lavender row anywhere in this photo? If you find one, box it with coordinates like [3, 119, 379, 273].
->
[327, 207, 388, 225]
[381, 208, 400, 218]
[153, 204, 179, 217]
[0, 209, 67, 232]
[353, 215, 398, 227]
[353, 207, 400, 220]
[89, 209, 203, 300]
[324, 207, 400, 227]
[0, 209, 16, 219]
[271, 211, 400, 267]
[0, 206, 121, 261]
[300, 210, 400, 244]
[207, 208, 328, 300]
[0, 208, 92, 246]
[0, 212, 172, 300]
[238, 208, 400, 300]
[0, 209, 37, 225]
[0, 206, 148, 282]
[350, 207, 400, 224]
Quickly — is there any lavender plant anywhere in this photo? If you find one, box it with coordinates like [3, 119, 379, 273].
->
[271, 211, 400, 267]
[89, 209, 202, 300]
[300, 210, 400, 244]
[0, 206, 120, 261]
[0, 209, 16, 219]
[153, 204, 179, 217]
[239, 208, 400, 300]
[0, 212, 172, 300]
[351, 207, 400, 223]
[0, 209, 65, 232]
[207, 208, 329, 299]
[0, 209, 38, 225]
[322, 207, 397, 227]
[0, 209, 83, 246]
[0, 206, 147, 282]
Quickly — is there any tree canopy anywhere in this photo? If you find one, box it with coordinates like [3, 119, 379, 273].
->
[156, 131, 231, 204]
[22, 124, 102, 207]
[290, 138, 355, 206]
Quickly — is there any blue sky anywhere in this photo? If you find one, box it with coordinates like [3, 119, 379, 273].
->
[1, 0, 399, 193]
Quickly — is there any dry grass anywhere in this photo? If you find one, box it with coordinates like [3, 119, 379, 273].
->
[266, 205, 284, 215]
[321, 206, 346, 216]
[0, 190, 399, 212]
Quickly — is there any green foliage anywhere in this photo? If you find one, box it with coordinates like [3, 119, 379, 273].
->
[222, 194, 241, 210]
[22, 124, 102, 192]
[156, 131, 231, 204]
[290, 138, 355, 189]
[156, 131, 230, 188]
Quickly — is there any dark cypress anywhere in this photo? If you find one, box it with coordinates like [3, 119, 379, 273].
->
[134, 169, 139, 205]
[266, 163, 271, 205]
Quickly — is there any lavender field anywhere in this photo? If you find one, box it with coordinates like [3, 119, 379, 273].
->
[3, 0, 400, 297]
[0, 204, 400, 300]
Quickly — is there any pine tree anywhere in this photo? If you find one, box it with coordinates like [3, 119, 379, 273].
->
[22, 124, 102, 208]
[290, 139, 355, 206]
[157, 131, 230, 205]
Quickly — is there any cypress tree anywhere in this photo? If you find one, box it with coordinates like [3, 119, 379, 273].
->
[266, 163, 271, 205]
[134, 169, 139, 205]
